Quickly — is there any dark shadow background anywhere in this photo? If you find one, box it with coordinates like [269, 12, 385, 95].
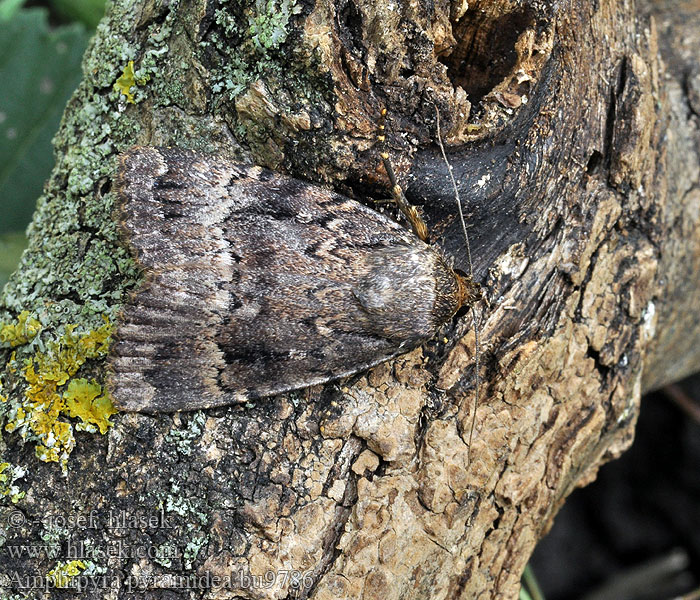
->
[530, 375, 700, 600]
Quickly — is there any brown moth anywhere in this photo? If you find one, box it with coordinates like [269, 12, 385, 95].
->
[108, 146, 479, 412]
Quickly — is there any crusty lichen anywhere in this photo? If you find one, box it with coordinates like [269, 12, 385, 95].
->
[0, 313, 115, 471]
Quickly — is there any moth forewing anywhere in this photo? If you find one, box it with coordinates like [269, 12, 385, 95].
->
[109, 146, 474, 412]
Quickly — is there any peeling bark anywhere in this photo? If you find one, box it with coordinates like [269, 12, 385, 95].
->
[1, 0, 700, 599]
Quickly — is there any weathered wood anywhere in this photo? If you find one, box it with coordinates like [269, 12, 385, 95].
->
[1, 0, 699, 598]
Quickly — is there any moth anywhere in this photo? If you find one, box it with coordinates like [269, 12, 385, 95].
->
[108, 146, 479, 412]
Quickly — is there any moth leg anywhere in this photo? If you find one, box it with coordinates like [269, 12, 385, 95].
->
[377, 108, 429, 242]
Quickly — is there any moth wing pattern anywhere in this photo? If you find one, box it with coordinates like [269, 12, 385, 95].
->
[109, 146, 465, 412]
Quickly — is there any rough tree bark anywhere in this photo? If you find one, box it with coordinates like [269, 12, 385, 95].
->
[1, 0, 699, 598]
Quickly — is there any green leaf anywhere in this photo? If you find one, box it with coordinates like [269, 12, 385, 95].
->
[0, 0, 25, 22]
[521, 565, 545, 600]
[0, 231, 27, 290]
[0, 8, 89, 235]
[49, 0, 106, 29]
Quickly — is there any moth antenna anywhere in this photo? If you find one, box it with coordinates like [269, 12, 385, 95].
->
[434, 105, 481, 465]
[377, 109, 429, 241]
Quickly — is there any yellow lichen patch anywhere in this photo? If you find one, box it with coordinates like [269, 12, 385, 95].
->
[64, 378, 116, 434]
[1, 315, 115, 470]
[0, 310, 41, 347]
[113, 60, 150, 104]
[76, 320, 113, 358]
[47, 560, 86, 588]
[114, 60, 137, 103]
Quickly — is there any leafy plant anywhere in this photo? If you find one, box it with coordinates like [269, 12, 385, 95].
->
[0, 2, 101, 286]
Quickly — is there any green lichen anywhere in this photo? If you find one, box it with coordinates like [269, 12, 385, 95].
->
[247, 0, 302, 54]
[153, 543, 178, 568]
[1, 3, 160, 328]
[207, 0, 310, 101]
[200, 0, 337, 172]
[0, 314, 115, 471]
[183, 533, 208, 569]
[46, 560, 86, 588]
[0, 461, 26, 503]
[39, 526, 66, 554]
[165, 412, 206, 456]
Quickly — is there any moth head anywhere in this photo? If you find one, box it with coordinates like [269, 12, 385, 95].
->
[455, 273, 481, 310]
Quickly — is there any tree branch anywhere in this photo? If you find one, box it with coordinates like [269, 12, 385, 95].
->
[1, 0, 699, 598]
